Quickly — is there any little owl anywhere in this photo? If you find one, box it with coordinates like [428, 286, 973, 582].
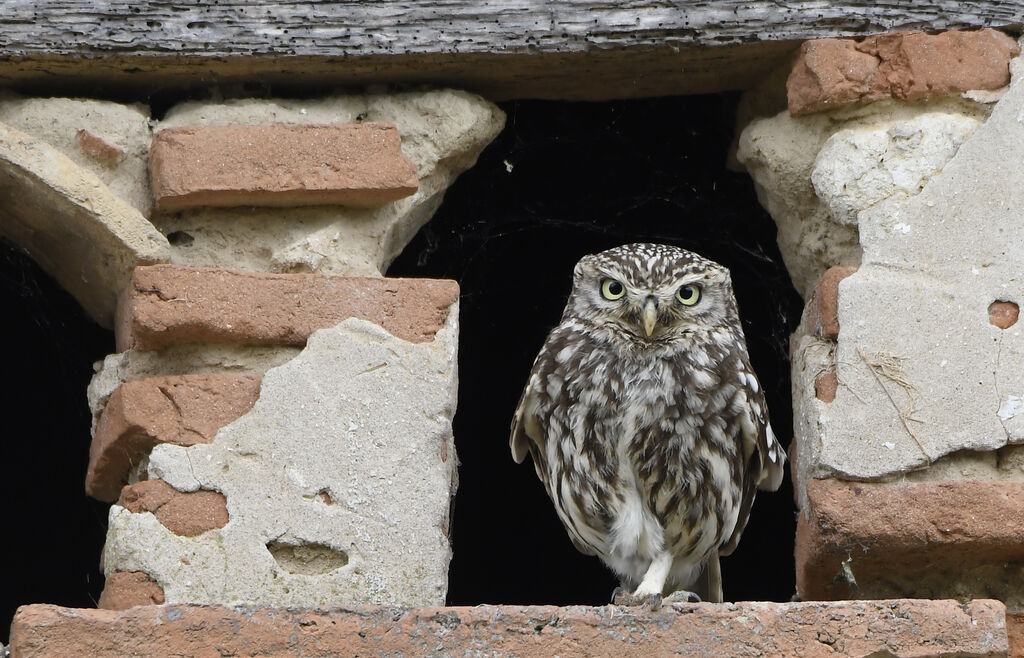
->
[510, 243, 785, 605]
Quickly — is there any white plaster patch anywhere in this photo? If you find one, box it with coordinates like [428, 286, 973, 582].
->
[999, 395, 1023, 421]
[811, 113, 980, 228]
[815, 270, 1022, 479]
[737, 99, 990, 297]
[0, 94, 154, 216]
[104, 309, 460, 607]
[786, 46, 1024, 493]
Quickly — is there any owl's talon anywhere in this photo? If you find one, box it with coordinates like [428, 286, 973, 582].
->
[612, 590, 663, 610]
[663, 590, 701, 605]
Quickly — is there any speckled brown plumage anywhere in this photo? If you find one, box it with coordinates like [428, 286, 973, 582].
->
[510, 243, 785, 605]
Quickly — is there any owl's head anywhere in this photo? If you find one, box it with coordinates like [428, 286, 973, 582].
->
[565, 243, 740, 344]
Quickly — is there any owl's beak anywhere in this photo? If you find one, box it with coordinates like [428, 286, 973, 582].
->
[642, 298, 658, 337]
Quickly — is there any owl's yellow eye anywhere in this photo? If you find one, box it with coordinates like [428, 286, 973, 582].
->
[600, 278, 626, 300]
[676, 284, 702, 306]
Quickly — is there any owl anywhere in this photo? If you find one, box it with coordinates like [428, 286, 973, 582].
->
[510, 243, 785, 606]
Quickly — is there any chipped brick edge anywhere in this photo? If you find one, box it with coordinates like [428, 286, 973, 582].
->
[797, 479, 1024, 601]
[87, 374, 261, 502]
[116, 265, 459, 351]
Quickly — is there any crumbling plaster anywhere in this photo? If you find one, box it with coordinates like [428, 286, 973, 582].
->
[103, 312, 460, 607]
[741, 40, 1024, 508]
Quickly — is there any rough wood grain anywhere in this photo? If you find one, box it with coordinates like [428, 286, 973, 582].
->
[1, 2, 1021, 99]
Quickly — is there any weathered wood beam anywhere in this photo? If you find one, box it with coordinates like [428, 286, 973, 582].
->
[1, 2, 1021, 100]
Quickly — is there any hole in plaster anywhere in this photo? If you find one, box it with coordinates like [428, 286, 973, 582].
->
[989, 300, 1019, 329]
[266, 539, 349, 575]
[815, 372, 838, 403]
[167, 230, 195, 247]
[302, 489, 334, 505]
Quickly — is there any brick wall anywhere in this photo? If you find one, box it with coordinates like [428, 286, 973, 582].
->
[5, 26, 1024, 657]
[739, 26, 1024, 658]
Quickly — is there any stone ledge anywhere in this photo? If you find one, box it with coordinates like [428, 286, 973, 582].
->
[115, 265, 460, 351]
[8, 600, 1007, 657]
[88, 374, 261, 502]
[797, 480, 1024, 604]
[150, 122, 418, 211]
[788, 29, 1020, 115]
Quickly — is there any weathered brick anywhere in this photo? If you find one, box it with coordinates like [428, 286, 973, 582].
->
[150, 122, 418, 210]
[88, 374, 261, 502]
[990, 300, 1020, 329]
[797, 479, 1024, 603]
[814, 371, 838, 403]
[807, 265, 857, 340]
[75, 129, 122, 168]
[97, 572, 165, 610]
[115, 265, 459, 351]
[118, 479, 228, 537]
[9, 600, 1007, 658]
[788, 29, 1020, 115]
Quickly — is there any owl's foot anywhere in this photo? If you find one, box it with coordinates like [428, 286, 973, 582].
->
[611, 587, 663, 610]
[662, 589, 702, 605]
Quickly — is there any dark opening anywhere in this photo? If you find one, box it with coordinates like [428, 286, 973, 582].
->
[1, 92, 801, 644]
[0, 240, 112, 644]
[388, 94, 802, 605]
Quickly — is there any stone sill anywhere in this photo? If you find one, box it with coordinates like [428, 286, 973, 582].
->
[9, 599, 1008, 657]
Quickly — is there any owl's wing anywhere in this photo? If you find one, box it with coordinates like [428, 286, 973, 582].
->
[510, 336, 603, 558]
[719, 366, 786, 557]
[510, 372, 546, 464]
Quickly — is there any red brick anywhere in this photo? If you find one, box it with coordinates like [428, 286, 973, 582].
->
[796, 479, 1024, 602]
[115, 265, 459, 351]
[9, 600, 1007, 658]
[150, 122, 418, 210]
[814, 371, 838, 403]
[75, 129, 122, 168]
[788, 29, 1020, 115]
[97, 572, 165, 610]
[118, 479, 228, 537]
[807, 265, 857, 340]
[990, 301, 1020, 329]
[88, 374, 261, 502]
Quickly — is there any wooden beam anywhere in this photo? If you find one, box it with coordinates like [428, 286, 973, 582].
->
[1, 2, 1021, 100]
